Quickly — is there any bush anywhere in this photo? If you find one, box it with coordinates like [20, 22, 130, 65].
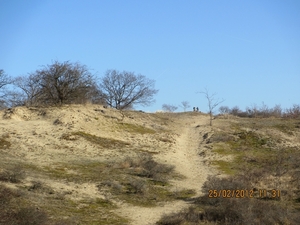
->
[12, 207, 48, 225]
[124, 154, 175, 181]
[0, 166, 24, 183]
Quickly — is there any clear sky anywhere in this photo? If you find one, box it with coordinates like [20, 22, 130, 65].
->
[1, 0, 299, 112]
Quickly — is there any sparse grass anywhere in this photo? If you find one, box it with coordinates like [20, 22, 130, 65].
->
[33, 195, 127, 225]
[211, 160, 236, 175]
[62, 131, 131, 148]
[183, 117, 300, 224]
[96, 154, 182, 207]
[121, 154, 175, 181]
[116, 122, 156, 134]
[171, 189, 197, 200]
[273, 123, 294, 135]
[21, 154, 182, 209]
[0, 184, 49, 225]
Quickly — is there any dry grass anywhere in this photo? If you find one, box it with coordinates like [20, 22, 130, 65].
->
[116, 122, 156, 134]
[61, 131, 131, 148]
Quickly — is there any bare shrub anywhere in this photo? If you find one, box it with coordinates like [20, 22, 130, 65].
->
[125, 178, 147, 194]
[162, 104, 178, 112]
[0, 184, 49, 225]
[219, 106, 230, 114]
[0, 166, 24, 183]
[122, 154, 174, 181]
[230, 106, 242, 116]
[12, 207, 48, 225]
[179, 101, 190, 112]
[284, 104, 300, 118]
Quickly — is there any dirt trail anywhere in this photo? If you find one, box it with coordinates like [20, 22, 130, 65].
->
[115, 115, 216, 225]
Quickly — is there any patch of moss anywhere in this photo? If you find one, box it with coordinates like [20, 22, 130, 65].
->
[116, 123, 156, 134]
[211, 160, 236, 175]
[72, 131, 130, 148]
[172, 189, 197, 200]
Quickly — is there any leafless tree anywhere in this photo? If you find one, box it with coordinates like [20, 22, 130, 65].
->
[219, 106, 230, 118]
[219, 106, 230, 114]
[99, 70, 158, 110]
[246, 104, 258, 118]
[0, 70, 11, 90]
[13, 74, 43, 106]
[285, 104, 300, 118]
[179, 101, 190, 112]
[259, 101, 270, 117]
[269, 104, 282, 117]
[230, 106, 242, 116]
[15, 61, 97, 106]
[0, 70, 12, 108]
[162, 104, 178, 112]
[198, 88, 224, 126]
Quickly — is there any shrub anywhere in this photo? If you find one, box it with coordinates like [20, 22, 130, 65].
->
[0, 166, 24, 183]
[125, 153, 175, 181]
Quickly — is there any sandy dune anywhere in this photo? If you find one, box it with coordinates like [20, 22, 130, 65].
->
[0, 105, 221, 224]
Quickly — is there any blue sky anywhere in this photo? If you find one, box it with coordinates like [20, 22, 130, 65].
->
[1, 0, 299, 112]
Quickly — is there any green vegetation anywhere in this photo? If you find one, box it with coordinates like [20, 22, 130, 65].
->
[0, 153, 187, 223]
[158, 117, 300, 225]
[61, 131, 131, 148]
[116, 122, 156, 134]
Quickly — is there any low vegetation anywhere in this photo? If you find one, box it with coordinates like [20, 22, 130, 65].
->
[61, 131, 131, 148]
[0, 151, 191, 224]
[116, 122, 156, 134]
[157, 117, 300, 225]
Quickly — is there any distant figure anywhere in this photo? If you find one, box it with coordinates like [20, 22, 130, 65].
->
[193, 107, 195, 112]
[196, 107, 199, 112]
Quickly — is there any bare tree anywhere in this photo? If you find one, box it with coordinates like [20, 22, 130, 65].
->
[0, 70, 12, 108]
[15, 61, 97, 106]
[285, 104, 300, 118]
[0, 70, 11, 90]
[230, 106, 242, 116]
[246, 104, 258, 118]
[13, 74, 43, 106]
[198, 88, 224, 126]
[219, 106, 230, 114]
[179, 101, 190, 112]
[219, 106, 230, 118]
[99, 70, 158, 110]
[162, 104, 178, 112]
[259, 101, 270, 117]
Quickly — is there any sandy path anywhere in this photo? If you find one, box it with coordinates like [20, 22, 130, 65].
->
[115, 115, 215, 225]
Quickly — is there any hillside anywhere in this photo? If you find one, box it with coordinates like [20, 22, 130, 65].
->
[0, 105, 300, 224]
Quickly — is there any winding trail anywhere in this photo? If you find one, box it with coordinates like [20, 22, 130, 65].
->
[114, 115, 216, 225]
